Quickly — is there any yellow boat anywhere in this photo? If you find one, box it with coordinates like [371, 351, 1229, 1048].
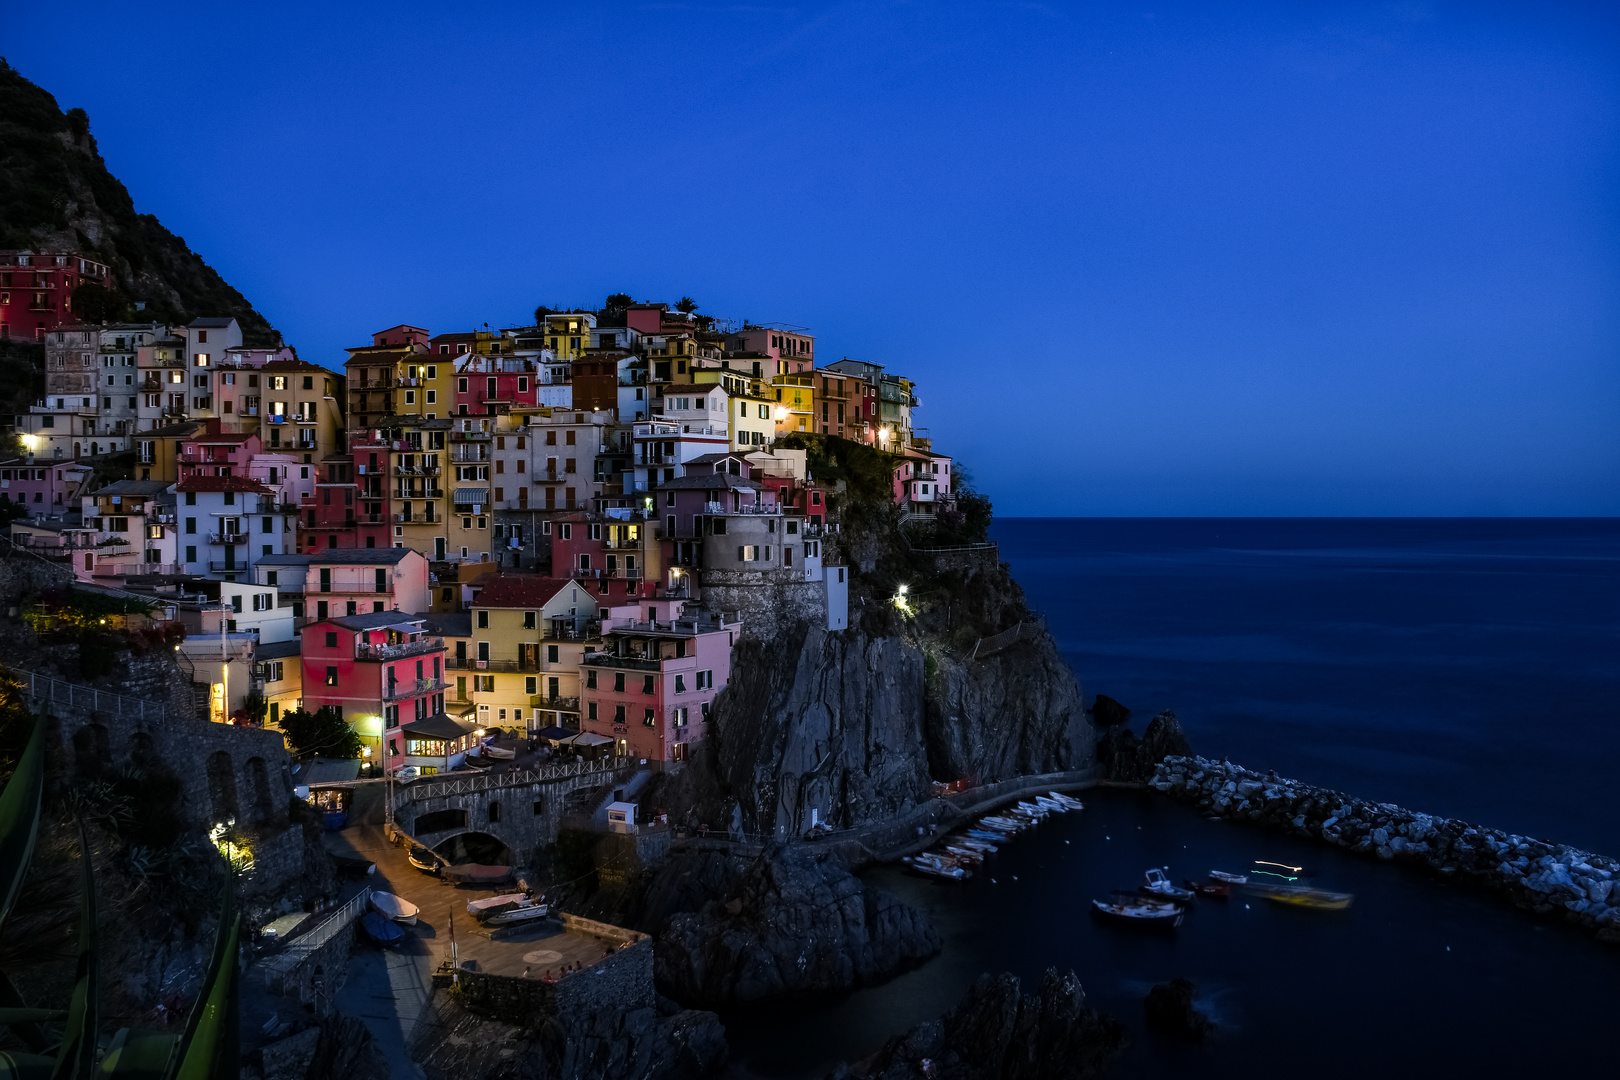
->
[1259, 886, 1354, 910]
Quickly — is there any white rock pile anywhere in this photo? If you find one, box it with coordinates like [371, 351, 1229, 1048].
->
[1150, 755, 1620, 944]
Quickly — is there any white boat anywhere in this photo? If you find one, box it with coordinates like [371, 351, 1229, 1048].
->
[1015, 800, 1049, 817]
[467, 891, 549, 925]
[942, 845, 983, 864]
[1091, 894, 1184, 928]
[1141, 867, 1195, 904]
[482, 743, 516, 760]
[903, 854, 970, 881]
[369, 891, 420, 926]
[1046, 792, 1085, 810]
[1209, 869, 1248, 885]
[1033, 796, 1068, 812]
[980, 816, 1024, 832]
[966, 828, 1012, 843]
[953, 837, 997, 853]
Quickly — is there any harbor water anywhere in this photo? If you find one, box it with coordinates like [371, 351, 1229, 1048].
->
[723, 518, 1620, 1077]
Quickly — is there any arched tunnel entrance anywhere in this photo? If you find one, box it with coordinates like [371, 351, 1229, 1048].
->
[432, 831, 512, 868]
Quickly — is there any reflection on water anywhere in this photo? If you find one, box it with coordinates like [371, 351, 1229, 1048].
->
[724, 791, 1620, 1078]
[722, 520, 1620, 1077]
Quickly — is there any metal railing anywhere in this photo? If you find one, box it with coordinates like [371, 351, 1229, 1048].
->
[355, 638, 443, 661]
[406, 756, 630, 801]
[12, 668, 170, 722]
[384, 677, 447, 700]
[259, 887, 372, 988]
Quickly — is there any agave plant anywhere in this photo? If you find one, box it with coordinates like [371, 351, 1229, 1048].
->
[0, 714, 239, 1078]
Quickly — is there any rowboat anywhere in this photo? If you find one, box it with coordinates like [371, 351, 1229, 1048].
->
[1045, 792, 1085, 810]
[953, 837, 998, 853]
[965, 829, 1012, 843]
[1141, 867, 1195, 904]
[482, 743, 516, 760]
[1209, 869, 1248, 885]
[407, 847, 440, 874]
[1091, 894, 1184, 928]
[369, 891, 420, 926]
[1259, 886, 1355, 911]
[361, 911, 404, 946]
[942, 845, 984, 864]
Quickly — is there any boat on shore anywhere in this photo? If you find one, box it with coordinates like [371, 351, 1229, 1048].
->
[361, 911, 404, 946]
[468, 891, 550, 926]
[482, 742, 516, 760]
[1091, 893, 1184, 928]
[369, 891, 420, 925]
[442, 862, 514, 885]
[407, 846, 441, 875]
[1258, 886, 1355, 910]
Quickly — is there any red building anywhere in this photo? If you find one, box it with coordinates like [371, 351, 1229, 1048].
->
[455, 354, 538, 416]
[0, 251, 111, 341]
[178, 422, 262, 481]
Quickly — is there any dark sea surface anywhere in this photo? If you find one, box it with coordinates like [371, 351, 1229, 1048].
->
[724, 518, 1620, 1078]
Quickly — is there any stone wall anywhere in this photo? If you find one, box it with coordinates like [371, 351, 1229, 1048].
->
[554, 934, 655, 1017]
[1151, 756, 1620, 944]
[692, 570, 825, 641]
[396, 762, 639, 871]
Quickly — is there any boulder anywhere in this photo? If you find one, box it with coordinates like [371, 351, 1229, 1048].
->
[1089, 695, 1132, 728]
[1097, 711, 1194, 783]
[1143, 978, 1215, 1042]
[655, 845, 941, 1007]
[829, 968, 1125, 1080]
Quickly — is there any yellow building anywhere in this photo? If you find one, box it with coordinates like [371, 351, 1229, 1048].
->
[771, 373, 816, 435]
[441, 578, 597, 735]
[261, 358, 346, 464]
[542, 313, 597, 361]
[133, 419, 203, 483]
[690, 369, 777, 451]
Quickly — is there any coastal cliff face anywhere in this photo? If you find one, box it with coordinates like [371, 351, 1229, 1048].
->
[828, 969, 1125, 1080]
[654, 845, 940, 1006]
[681, 554, 1091, 840]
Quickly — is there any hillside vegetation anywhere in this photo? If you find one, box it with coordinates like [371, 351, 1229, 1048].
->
[0, 58, 277, 344]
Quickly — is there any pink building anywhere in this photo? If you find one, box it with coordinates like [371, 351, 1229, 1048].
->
[725, 325, 816, 373]
[893, 451, 953, 512]
[455, 355, 539, 416]
[179, 422, 263, 481]
[299, 611, 453, 772]
[579, 599, 738, 763]
[0, 458, 93, 518]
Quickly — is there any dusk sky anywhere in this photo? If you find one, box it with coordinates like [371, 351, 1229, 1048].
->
[7, 2, 1617, 516]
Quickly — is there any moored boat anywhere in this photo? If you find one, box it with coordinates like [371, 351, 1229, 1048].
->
[361, 911, 404, 946]
[369, 891, 420, 925]
[467, 891, 550, 926]
[407, 846, 440, 874]
[1091, 893, 1184, 928]
[903, 853, 971, 880]
[941, 845, 983, 864]
[1045, 791, 1085, 810]
[1186, 877, 1230, 898]
[1258, 886, 1355, 910]
[1209, 869, 1248, 885]
[1141, 867, 1196, 904]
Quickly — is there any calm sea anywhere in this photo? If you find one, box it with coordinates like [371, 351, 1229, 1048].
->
[723, 518, 1620, 1078]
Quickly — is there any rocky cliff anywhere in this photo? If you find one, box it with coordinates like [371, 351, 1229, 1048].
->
[0, 60, 277, 341]
[654, 845, 940, 1006]
[828, 968, 1125, 1080]
[672, 544, 1092, 840]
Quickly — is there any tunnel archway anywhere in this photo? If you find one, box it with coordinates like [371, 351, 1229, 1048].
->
[431, 831, 512, 868]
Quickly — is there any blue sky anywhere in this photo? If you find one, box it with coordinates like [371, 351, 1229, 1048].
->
[7, 2, 1618, 515]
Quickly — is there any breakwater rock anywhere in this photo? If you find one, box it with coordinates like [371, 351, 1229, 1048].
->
[827, 968, 1125, 1080]
[1150, 756, 1620, 943]
[1098, 710, 1192, 783]
[655, 845, 941, 1006]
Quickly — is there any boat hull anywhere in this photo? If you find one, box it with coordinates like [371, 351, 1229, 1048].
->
[1090, 899, 1184, 928]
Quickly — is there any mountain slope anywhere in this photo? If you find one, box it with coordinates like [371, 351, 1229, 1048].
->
[0, 58, 277, 344]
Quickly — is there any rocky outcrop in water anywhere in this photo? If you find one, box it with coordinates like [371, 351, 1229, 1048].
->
[827, 968, 1125, 1080]
[1089, 696, 1132, 728]
[1151, 756, 1620, 943]
[654, 845, 940, 1006]
[409, 988, 727, 1080]
[1097, 710, 1191, 783]
[1143, 978, 1214, 1042]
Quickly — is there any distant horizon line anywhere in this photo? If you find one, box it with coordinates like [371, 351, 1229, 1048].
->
[990, 515, 1620, 521]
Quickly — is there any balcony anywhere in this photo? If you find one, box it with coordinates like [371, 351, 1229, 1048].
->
[206, 532, 247, 545]
[445, 657, 538, 673]
[529, 695, 581, 711]
[384, 676, 447, 701]
[455, 430, 490, 441]
[603, 614, 728, 637]
[207, 561, 249, 572]
[392, 513, 439, 525]
[312, 583, 389, 595]
[355, 638, 444, 662]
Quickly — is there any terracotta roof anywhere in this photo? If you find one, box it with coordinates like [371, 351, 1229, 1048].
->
[656, 473, 762, 493]
[473, 576, 575, 608]
[175, 476, 272, 494]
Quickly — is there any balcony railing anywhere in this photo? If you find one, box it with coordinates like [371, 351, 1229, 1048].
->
[384, 677, 446, 701]
[207, 561, 248, 572]
[529, 695, 581, 711]
[206, 532, 246, 545]
[355, 638, 444, 662]
[311, 583, 389, 595]
[445, 657, 538, 673]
